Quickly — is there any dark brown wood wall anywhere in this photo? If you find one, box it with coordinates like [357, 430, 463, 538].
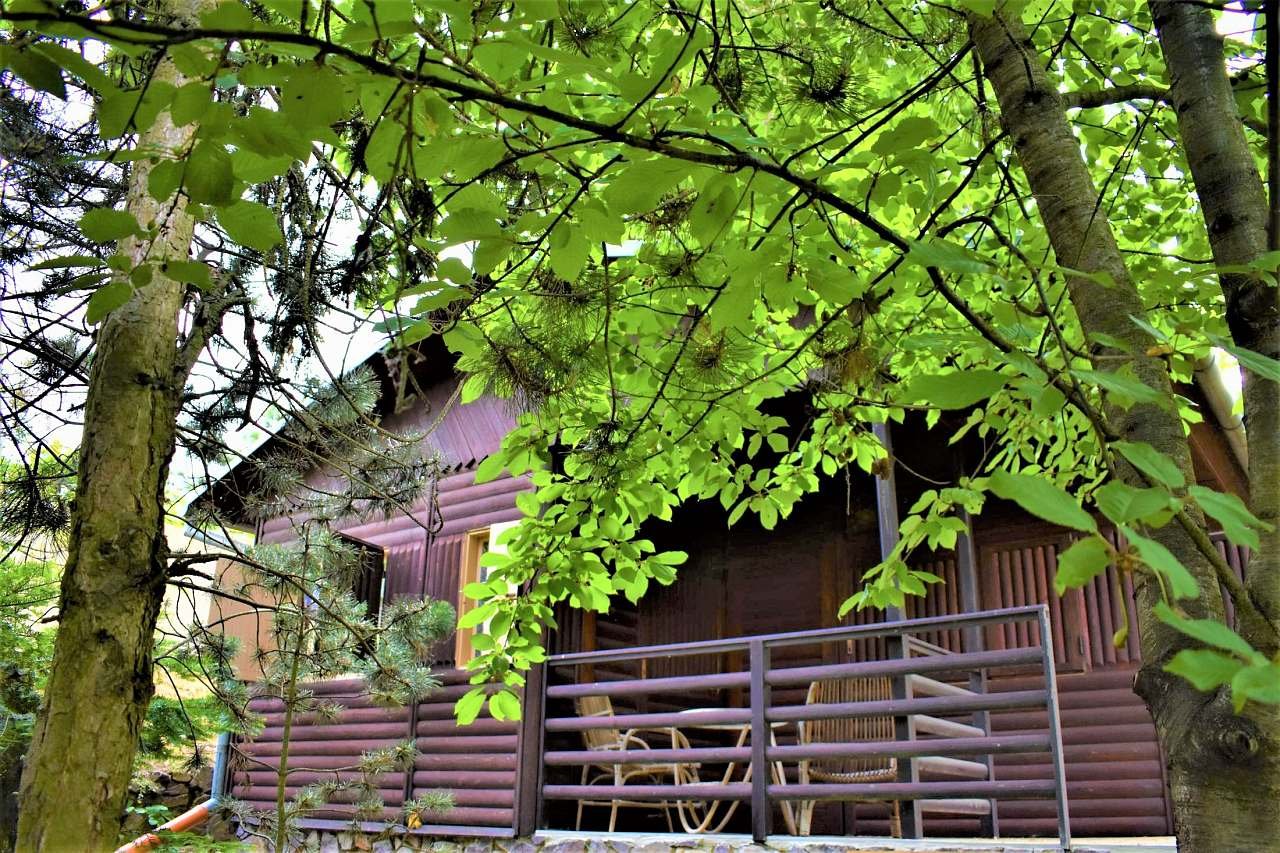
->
[230, 670, 519, 833]
[258, 468, 530, 664]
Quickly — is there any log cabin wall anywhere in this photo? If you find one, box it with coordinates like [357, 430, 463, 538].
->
[229, 669, 521, 833]
[229, 385, 531, 834]
[223, 374, 1249, 840]
[253, 380, 531, 665]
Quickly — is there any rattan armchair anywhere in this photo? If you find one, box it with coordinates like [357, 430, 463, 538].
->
[794, 677, 902, 837]
[572, 695, 701, 831]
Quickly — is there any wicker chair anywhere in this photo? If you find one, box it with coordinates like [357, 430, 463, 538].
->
[794, 677, 902, 838]
[572, 695, 701, 831]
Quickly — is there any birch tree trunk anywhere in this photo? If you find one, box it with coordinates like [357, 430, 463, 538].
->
[15, 6, 208, 848]
[968, 10, 1280, 852]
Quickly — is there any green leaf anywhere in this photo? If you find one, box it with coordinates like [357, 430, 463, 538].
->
[169, 81, 212, 127]
[872, 116, 941, 154]
[460, 373, 488, 405]
[217, 201, 284, 253]
[906, 238, 991, 275]
[1054, 536, 1111, 594]
[458, 602, 497, 630]
[548, 222, 589, 282]
[898, 369, 1006, 409]
[231, 106, 312, 161]
[1188, 485, 1270, 551]
[603, 158, 687, 214]
[0, 44, 66, 99]
[1071, 369, 1165, 408]
[488, 689, 522, 722]
[454, 686, 488, 725]
[159, 260, 213, 289]
[1112, 441, 1187, 489]
[1094, 481, 1173, 525]
[474, 453, 507, 485]
[86, 280, 133, 324]
[1155, 601, 1256, 658]
[280, 63, 351, 128]
[1165, 649, 1243, 691]
[185, 142, 235, 205]
[689, 173, 738, 244]
[1231, 662, 1280, 710]
[201, 1, 257, 29]
[987, 470, 1097, 533]
[30, 43, 115, 93]
[80, 209, 141, 242]
[1124, 528, 1199, 599]
[147, 160, 184, 202]
[97, 83, 175, 140]
[27, 254, 102, 271]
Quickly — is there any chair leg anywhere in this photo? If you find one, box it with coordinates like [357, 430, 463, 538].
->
[889, 801, 902, 839]
[576, 766, 589, 830]
[797, 800, 813, 837]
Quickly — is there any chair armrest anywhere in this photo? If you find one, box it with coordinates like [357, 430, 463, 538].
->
[623, 726, 694, 750]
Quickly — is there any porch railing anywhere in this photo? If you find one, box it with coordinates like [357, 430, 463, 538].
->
[527, 605, 1070, 851]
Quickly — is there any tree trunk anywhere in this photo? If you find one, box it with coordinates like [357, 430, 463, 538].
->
[1148, 0, 1280, 630]
[15, 15, 203, 851]
[968, 10, 1280, 852]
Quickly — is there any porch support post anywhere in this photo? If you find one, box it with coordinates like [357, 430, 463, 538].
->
[872, 423, 903, 623]
[872, 422, 922, 838]
[515, 662, 547, 837]
[749, 639, 771, 843]
[957, 511, 998, 837]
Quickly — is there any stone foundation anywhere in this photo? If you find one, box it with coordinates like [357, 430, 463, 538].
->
[281, 831, 1109, 853]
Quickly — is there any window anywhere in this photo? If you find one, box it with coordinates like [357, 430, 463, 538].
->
[339, 533, 387, 658]
[337, 534, 386, 621]
[454, 522, 517, 665]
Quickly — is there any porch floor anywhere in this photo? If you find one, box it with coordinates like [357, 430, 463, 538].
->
[533, 830, 1177, 853]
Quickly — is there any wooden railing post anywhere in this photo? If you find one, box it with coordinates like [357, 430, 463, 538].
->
[748, 639, 770, 843]
[1038, 607, 1071, 852]
[956, 514, 998, 837]
[515, 662, 547, 837]
[887, 634, 923, 839]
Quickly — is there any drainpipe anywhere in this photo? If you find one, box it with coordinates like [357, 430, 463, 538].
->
[114, 732, 231, 853]
[1194, 356, 1249, 472]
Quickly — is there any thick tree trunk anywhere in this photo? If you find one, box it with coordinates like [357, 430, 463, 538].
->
[968, 10, 1280, 852]
[1148, 0, 1280, 629]
[14, 20, 202, 852]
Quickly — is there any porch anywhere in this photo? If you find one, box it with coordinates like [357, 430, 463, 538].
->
[524, 606, 1071, 851]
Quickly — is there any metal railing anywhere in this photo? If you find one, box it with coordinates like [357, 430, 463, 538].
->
[527, 605, 1070, 850]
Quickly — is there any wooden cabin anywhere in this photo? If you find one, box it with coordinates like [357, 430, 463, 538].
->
[199, 346, 1248, 845]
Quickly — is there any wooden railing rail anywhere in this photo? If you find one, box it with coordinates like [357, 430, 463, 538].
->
[536, 605, 1071, 850]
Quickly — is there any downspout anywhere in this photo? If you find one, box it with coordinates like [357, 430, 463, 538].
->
[114, 731, 231, 853]
[1195, 356, 1249, 472]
